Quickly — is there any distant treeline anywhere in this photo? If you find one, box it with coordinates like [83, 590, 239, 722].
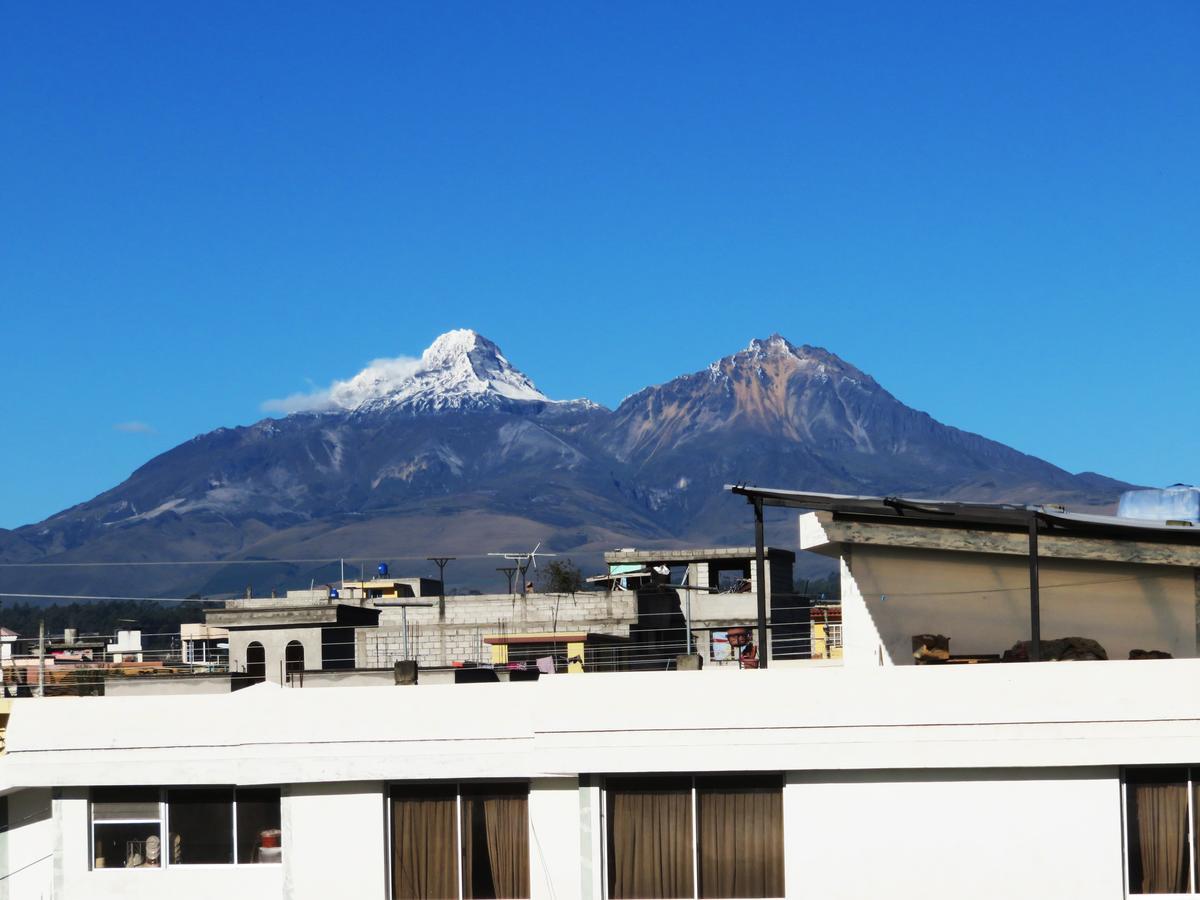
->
[795, 572, 840, 600]
[0, 600, 218, 642]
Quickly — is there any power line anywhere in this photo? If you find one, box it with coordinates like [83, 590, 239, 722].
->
[0, 554, 502, 569]
[0, 592, 219, 603]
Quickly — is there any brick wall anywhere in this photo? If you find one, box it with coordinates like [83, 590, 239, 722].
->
[356, 592, 637, 668]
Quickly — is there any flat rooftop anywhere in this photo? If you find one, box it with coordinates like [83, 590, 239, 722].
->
[604, 546, 795, 565]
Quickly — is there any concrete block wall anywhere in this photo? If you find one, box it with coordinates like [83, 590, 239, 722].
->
[357, 592, 637, 668]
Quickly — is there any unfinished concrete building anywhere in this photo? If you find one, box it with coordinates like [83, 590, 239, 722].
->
[601, 546, 803, 666]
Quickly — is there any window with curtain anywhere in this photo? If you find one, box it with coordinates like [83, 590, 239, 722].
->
[391, 782, 529, 900]
[606, 775, 784, 900]
[1127, 767, 1194, 894]
[607, 777, 694, 899]
[697, 776, 784, 899]
[461, 784, 530, 899]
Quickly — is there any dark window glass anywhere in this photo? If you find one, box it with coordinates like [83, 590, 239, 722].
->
[285, 641, 305, 675]
[167, 788, 234, 865]
[91, 787, 163, 870]
[94, 822, 164, 869]
[246, 642, 266, 682]
[237, 788, 282, 864]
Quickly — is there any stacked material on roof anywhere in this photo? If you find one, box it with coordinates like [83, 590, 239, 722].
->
[1118, 485, 1200, 524]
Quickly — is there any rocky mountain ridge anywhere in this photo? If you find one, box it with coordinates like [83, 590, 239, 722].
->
[0, 330, 1131, 597]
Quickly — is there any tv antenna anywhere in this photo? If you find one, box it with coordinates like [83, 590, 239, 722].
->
[496, 567, 519, 594]
[488, 542, 556, 595]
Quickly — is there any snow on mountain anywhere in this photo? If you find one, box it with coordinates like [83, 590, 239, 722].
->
[266, 329, 592, 415]
[2, 331, 1134, 599]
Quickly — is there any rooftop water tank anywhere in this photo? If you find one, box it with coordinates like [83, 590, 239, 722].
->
[377, 562, 389, 577]
[1117, 484, 1200, 523]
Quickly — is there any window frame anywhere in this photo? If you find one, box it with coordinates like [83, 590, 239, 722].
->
[1123, 766, 1200, 897]
[89, 786, 282, 870]
[387, 779, 531, 900]
[90, 788, 164, 871]
[600, 772, 786, 900]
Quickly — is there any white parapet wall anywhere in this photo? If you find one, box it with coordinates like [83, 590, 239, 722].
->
[785, 767, 1125, 899]
[283, 782, 387, 900]
[9, 662, 1200, 897]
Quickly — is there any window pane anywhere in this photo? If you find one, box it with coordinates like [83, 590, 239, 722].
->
[94, 822, 163, 868]
[237, 788, 282, 864]
[1127, 768, 1190, 894]
[697, 775, 784, 899]
[167, 788, 234, 865]
[91, 787, 160, 821]
[461, 784, 529, 899]
[606, 777, 694, 899]
[392, 785, 458, 900]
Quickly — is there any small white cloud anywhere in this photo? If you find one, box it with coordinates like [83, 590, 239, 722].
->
[114, 421, 156, 434]
[262, 355, 425, 414]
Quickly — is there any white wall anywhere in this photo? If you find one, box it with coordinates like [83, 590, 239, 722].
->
[527, 777, 581, 899]
[785, 767, 1125, 900]
[16, 770, 1136, 900]
[846, 544, 1197, 664]
[839, 553, 889, 667]
[1, 788, 55, 900]
[55, 790, 283, 900]
[282, 782, 386, 900]
[229, 628, 323, 683]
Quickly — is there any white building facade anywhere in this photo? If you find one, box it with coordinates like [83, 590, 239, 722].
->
[0, 659, 1197, 898]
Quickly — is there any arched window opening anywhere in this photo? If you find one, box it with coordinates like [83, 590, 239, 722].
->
[246, 642, 266, 683]
[285, 641, 305, 676]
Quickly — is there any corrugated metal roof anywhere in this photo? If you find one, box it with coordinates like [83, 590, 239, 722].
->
[726, 484, 1200, 543]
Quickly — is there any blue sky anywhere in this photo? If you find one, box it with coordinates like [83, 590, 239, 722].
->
[2, 1, 1197, 529]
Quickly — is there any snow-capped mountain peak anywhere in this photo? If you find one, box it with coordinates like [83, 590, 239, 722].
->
[268, 329, 581, 415]
[412, 329, 550, 406]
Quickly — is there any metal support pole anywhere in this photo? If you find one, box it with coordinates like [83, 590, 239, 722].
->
[679, 570, 693, 656]
[1028, 515, 1042, 662]
[428, 557, 455, 622]
[402, 606, 409, 660]
[37, 620, 45, 698]
[497, 567, 518, 595]
[754, 498, 769, 669]
[685, 588, 693, 656]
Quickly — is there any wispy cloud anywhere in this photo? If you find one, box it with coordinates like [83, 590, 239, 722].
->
[113, 421, 156, 434]
[262, 355, 425, 414]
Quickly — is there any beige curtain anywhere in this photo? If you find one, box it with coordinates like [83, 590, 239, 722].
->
[485, 793, 530, 898]
[608, 779, 694, 899]
[461, 790, 529, 899]
[1135, 781, 1188, 894]
[697, 778, 784, 899]
[393, 789, 458, 900]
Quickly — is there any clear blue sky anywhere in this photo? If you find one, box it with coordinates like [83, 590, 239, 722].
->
[2, 1, 1197, 529]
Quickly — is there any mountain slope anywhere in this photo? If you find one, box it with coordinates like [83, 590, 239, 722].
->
[596, 335, 1125, 536]
[0, 330, 1133, 597]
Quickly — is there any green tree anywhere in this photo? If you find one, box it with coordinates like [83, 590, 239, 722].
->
[538, 559, 584, 594]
